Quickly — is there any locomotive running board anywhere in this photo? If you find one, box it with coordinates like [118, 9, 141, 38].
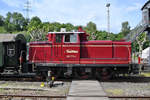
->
[35, 63, 131, 68]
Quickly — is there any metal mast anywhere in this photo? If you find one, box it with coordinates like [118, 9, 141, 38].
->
[106, 3, 110, 35]
[24, 0, 31, 20]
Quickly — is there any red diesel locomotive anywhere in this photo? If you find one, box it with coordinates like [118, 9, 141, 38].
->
[28, 28, 132, 79]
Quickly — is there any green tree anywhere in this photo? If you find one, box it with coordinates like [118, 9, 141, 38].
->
[42, 22, 51, 32]
[27, 16, 43, 41]
[4, 12, 14, 32]
[115, 32, 124, 40]
[0, 15, 4, 26]
[85, 21, 97, 40]
[61, 23, 74, 31]
[95, 31, 107, 40]
[52, 22, 62, 32]
[86, 21, 97, 32]
[0, 15, 6, 33]
[109, 33, 116, 41]
[27, 16, 42, 31]
[12, 12, 27, 31]
[4, 12, 26, 32]
[121, 21, 131, 36]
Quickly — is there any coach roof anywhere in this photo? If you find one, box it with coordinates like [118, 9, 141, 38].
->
[0, 34, 26, 43]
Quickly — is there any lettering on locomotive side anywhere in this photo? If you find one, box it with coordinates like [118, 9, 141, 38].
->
[66, 55, 76, 58]
[66, 49, 78, 53]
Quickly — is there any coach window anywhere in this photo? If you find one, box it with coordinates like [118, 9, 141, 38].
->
[64, 34, 77, 43]
[7, 43, 15, 57]
[55, 34, 63, 43]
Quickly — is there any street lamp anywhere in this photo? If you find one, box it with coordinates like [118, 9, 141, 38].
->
[106, 3, 110, 38]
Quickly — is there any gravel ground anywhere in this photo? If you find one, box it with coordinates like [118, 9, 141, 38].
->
[101, 77, 150, 97]
[0, 81, 71, 96]
[1, 77, 150, 100]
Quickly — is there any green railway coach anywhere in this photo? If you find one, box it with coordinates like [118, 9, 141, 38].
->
[0, 34, 26, 73]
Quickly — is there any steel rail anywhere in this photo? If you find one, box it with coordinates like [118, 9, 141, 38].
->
[2, 94, 150, 98]
[0, 94, 66, 98]
[108, 96, 150, 98]
[68, 95, 150, 98]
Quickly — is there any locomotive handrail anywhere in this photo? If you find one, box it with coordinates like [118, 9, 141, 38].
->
[32, 49, 37, 62]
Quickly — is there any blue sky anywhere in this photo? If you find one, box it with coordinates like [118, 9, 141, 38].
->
[0, 0, 148, 33]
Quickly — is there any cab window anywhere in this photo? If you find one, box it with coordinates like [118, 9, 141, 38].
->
[55, 34, 63, 43]
[64, 34, 77, 43]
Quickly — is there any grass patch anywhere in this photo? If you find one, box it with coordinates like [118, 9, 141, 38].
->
[0, 88, 4, 92]
[1, 83, 9, 87]
[105, 89, 123, 95]
[140, 72, 150, 77]
[0, 26, 6, 33]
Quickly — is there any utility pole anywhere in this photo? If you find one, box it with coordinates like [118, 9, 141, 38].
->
[106, 3, 110, 39]
[24, 0, 31, 22]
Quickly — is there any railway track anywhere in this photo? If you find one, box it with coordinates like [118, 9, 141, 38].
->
[0, 78, 150, 100]
[108, 96, 150, 100]
[0, 94, 66, 100]
[1, 94, 150, 100]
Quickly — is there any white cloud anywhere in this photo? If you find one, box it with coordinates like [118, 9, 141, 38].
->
[1, 0, 23, 8]
[30, 0, 108, 30]
[0, 0, 147, 33]
[1, 0, 28, 16]
[31, 0, 138, 33]
[0, 10, 7, 17]
[126, 3, 143, 12]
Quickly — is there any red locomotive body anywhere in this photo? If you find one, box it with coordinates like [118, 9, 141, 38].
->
[29, 28, 131, 79]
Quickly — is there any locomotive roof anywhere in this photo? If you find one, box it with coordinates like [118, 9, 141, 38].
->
[48, 32, 84, 34]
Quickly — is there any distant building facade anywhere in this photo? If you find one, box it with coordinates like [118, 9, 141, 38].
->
[142, 0, 150, 25]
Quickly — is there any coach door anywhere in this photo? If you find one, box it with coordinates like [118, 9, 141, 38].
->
[0, 43, 3, 67]
[53, 34, 63, 61]
[63, 33, 80, 64]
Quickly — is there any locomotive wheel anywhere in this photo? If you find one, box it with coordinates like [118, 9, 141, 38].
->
[64, 68, 73, 79]
[74, 68, 92, 79]
[51, 68, 63, 79]
[38, 68, 63, 81]
[96, 68, 112, 80]
[36, 71, 48, 81]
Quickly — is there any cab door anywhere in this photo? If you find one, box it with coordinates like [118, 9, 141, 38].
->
[63, 33, 80, 64]
[53, 34, 63, 61]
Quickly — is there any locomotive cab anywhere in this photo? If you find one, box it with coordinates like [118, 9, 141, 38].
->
[29, 27, 87, 64]
[46, 31, 83, 63]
